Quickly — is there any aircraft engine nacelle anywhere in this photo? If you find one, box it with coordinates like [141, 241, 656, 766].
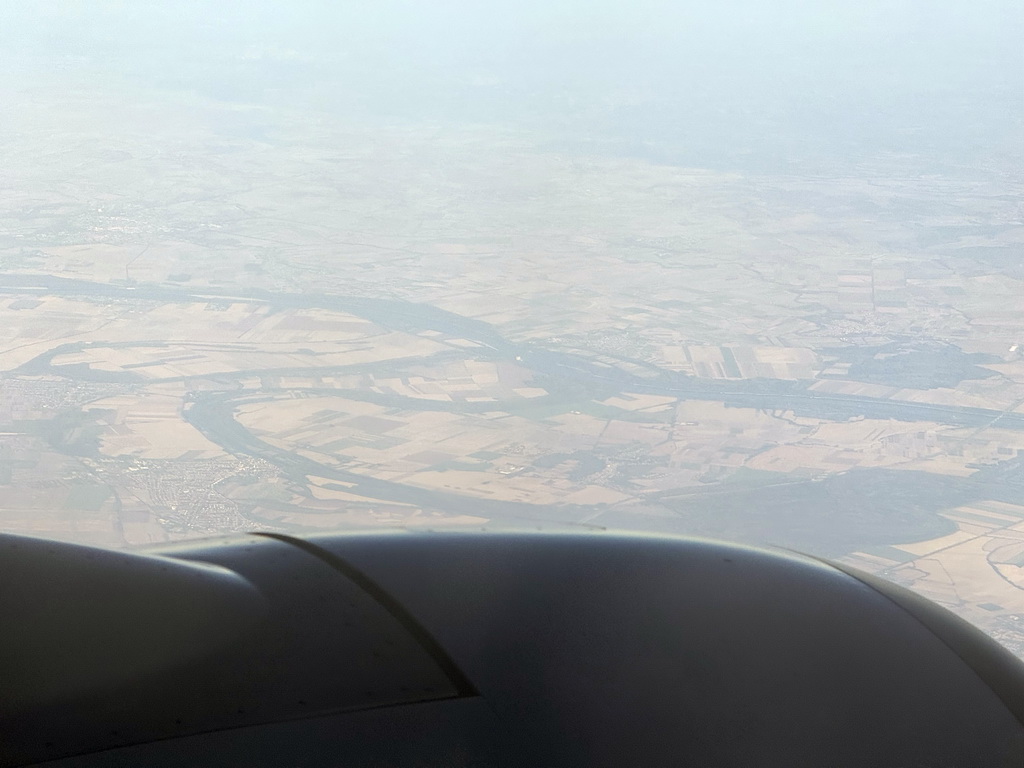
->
[2, 530, 1023, 767]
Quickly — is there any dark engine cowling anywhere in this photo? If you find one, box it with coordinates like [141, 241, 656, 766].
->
[2, 530, 1023, 767]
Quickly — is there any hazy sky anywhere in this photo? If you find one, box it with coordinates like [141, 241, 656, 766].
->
[2, 1, 1021, 169]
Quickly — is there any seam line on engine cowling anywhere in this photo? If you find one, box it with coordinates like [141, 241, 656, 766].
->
[252, 532, 479, 698]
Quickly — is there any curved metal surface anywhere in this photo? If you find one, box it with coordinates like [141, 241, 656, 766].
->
[316, 531, 1024, 767]
[1, 534, 468, 766]
[816, 553, 1024, 728]
[0, 533, 265, 710]
[5, 529, 1024, 767]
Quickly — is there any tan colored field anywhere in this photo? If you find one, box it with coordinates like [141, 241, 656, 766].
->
[600, 420, 670, 446]
[86, 392, 224, 459]
[563, 485, 632, 505]
[308, 481, 414, 506]
[549, 412, 609, 438]
[238, 394, 619, 504]
[600, 393, 676, 412]
[403, 469, 564, 505]
[844, 502, 1024, 651]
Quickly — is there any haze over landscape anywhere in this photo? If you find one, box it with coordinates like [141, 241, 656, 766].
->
[2, 1, 1024, 650]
